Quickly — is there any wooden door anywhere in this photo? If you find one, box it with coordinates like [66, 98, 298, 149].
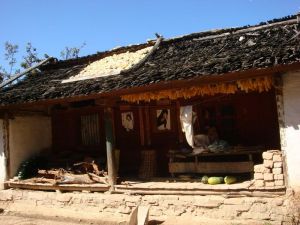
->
[114, 108, 141, 176]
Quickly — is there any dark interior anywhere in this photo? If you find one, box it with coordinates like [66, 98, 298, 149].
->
[50, 89, 280, 178]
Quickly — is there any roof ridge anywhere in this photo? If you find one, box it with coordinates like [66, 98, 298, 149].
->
[42, 14, 297, 70]
[164, 15, 297, 43]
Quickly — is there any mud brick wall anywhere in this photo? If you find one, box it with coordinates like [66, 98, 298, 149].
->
[254, 150, 284, 188]
[0, 189, 299, 225]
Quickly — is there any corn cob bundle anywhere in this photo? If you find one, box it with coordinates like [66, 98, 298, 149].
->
[121, 76, 274, 103]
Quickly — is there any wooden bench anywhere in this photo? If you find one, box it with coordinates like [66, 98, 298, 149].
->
[168, 150, 263, 175]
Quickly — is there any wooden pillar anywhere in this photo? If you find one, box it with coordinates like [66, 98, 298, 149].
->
[3, 113, 10, 187]
[104, 107, 116, 191]
[139, 107, 145, 146]
[176, 101, 184, 143]
[145, 106, 151, 146]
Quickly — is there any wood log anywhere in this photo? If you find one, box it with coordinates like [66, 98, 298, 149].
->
[121, 35, 163, 74]
[0, 57, 54, 88]
[56, 173, 94, 184]
[73, 161, 101, 175]
[88, 173, 109, 184]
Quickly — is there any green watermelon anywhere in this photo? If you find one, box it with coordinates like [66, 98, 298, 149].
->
[224, 176, 237, 184]
[201, 175, 209, 184]
[208, 177, 223, 185]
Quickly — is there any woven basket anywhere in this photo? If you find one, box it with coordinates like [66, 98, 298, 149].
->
[138, 150, 157, 179]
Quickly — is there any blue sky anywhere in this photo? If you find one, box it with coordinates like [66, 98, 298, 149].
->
[0, 0, 299, 72]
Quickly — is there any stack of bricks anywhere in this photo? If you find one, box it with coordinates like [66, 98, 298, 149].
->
[253, 150, 284, 187]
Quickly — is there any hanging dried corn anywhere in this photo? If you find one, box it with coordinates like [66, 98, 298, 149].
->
[121, 76, 274, 103]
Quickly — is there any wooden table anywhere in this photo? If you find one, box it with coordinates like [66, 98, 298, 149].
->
[168, 149, 263, 176]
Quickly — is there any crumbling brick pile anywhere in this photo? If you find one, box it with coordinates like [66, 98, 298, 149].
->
[254, 150, 284, 187]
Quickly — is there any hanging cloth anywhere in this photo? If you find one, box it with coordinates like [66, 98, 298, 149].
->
[180, 105, 194, 147]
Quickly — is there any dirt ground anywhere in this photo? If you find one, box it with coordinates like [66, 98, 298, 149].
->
[0, 214, 164, 225]
[0, 210, 162, 225]
[0, 214, 101, 225]
[0, 213, 254, 225]
[0, 214, 231, 225]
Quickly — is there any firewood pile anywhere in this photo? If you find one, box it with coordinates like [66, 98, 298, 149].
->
[37, 161, 109, 185]
[13, 156, 109, 185]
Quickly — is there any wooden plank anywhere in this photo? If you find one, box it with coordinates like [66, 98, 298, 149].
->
[138, 107, 145, 146]
[168, 161, 254, 174]
[169, 149, 263, 158]
[128, 206, 138, 225]
[137, 206, 149, 225]
[113, 189, 285, 197]
[119, 105, 131, 111]
[6, 182, 109, 192]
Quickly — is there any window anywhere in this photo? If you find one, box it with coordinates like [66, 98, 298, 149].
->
[80, 114, 100, 146]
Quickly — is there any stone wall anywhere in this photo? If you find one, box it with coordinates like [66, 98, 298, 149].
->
[253, 150, 284, 188]
[0, 189, 299, 225]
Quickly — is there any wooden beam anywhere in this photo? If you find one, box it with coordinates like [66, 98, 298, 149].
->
[121, 35, 163, 74]
[169, 161, 254, 174]
[104, 107, 117, 191]
[6, 181, 109, 192]
[6, 181, 285, 197]
[0, 57, 55, 89]
[113, 189, 285, 197]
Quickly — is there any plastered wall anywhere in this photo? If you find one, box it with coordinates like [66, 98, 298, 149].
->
[0, 119, 6, 189]
[9, 116, 52, 178]
[283, 71, 300, 189]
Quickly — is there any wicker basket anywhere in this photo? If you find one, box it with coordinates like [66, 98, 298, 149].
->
[138, 150, 157, 179]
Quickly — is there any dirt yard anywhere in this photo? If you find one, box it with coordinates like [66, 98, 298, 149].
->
[0, 213, 256, 225]
[0, 214, 100, 225]
[0, 213, 121, 225]
[0, 214, 238, 225]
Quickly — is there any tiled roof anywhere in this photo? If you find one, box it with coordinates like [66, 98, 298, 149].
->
[1, 15, 300, 106]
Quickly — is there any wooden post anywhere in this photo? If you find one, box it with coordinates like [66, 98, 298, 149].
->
[104, 107, 116, 191]
[176, 101, 184, 143]
[3, 113, 10, 187]
[139, 107, 145, 146]
[145, 106, 151, 146]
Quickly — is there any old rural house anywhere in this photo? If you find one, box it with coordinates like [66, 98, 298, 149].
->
[0, 14, 300, 224]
